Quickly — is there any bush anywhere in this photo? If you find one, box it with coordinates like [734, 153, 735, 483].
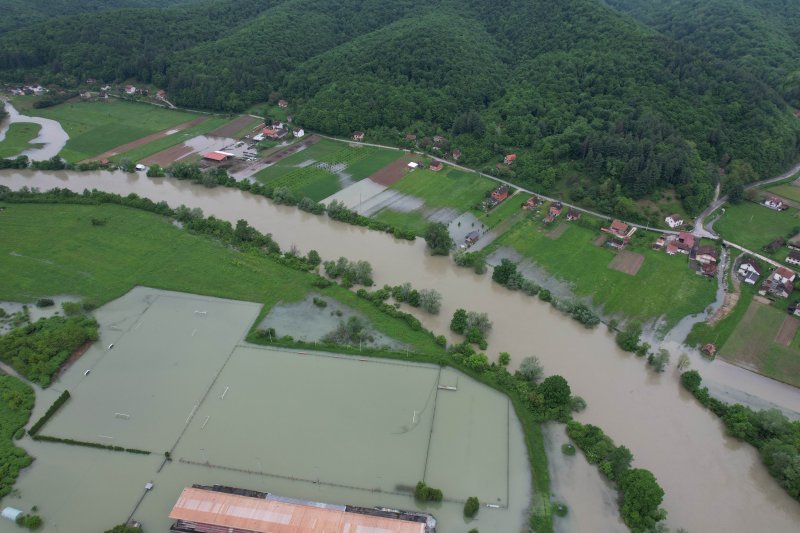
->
[15, 514, 42, 530]
[553, 503, 569, 517]
[616, 321, 642, 352]
[570, 396, 587, 412]
[498, 352, 511, 366]
[450, 309, 468, 334]
[464, 496, 480, 517]
[681, 370, 702, 392]
[312, 297, 328, 308]
[518, 356, 544, 384]
[562, 442, 577, 455]
[14, 427, 25, 440]
[424, 222, 453, 256]
[35, 298, 54, 308]
[647, 349, 670, 372]
[538, 289, 552, 302]
[29, 390, 71, 435]
[539, 375, 571, 409]
[418, 289, 442, 314]
[492, 258, 518, 285]
[414, 481, 443, 502]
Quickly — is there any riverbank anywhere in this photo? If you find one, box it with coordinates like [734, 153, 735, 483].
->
[0, 101, 68, 160]
[1, 169, 800, 531]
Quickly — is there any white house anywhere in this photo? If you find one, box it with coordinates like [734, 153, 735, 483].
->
[407, 162, 419, 170]
[665, 214, 684, 228]
[292, 128, 304, 138]
[125, 85, 136, 95]
[764, 195, 787, 211]
[738, 257, 761, 285]
[788, 251, 800, 267]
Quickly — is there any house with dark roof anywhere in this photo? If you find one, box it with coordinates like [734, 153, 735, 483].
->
[738, 257, 762, 285]
[549, 201, 563, 217]
[695, 245, 719, 265]
[523, 196, 540, 210]
[676, 231, 695, 254]
[429, 160, 443, 172]
[763, 195, 788, 211]
[788, 233, 800, 251]
[278, 99, 288, 108]
[465, 230, 480, 245]
[787, 251, 800, 267]
[760, 278, 794, 299]
[352, 131, 365, 141]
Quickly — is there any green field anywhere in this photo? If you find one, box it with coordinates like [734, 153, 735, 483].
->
[0, 374, 34, 498]
[111, 116, 230, 163]
[254, 140, 403, 201]
[0, 122, 42, 158]
[718, 299, 800, 387]
[715, 201, 800, 257]
[23, 100, 200, 162]
[0, 202, 442, 356]
[765, 183, 800, 204]
[388, 167, 496, 210]
[686, 280, 757, 351]
[486, 218, 717, 329]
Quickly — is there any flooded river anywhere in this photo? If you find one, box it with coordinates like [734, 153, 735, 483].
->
[2, 170, 800, 532]
[0, 102, 69, 160]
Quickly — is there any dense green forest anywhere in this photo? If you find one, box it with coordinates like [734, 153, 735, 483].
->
[1, 0, 799, 217]
[604, 0, 800, 107]
[0, 0, 203, 34]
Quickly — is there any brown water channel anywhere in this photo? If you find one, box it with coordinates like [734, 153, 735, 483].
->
[3, 170, 800, 532]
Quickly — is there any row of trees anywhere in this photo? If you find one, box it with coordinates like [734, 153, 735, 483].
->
[0, 375, 34, 499]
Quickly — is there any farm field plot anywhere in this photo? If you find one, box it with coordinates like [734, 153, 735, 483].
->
[715, 201, 800, 256]
[718, 300, 800, 387]
[0, 122, 42, 157]
[765, 183, 800, 204]
[486, 219, 716, 328]
[112, 116, 230, 163]
[23, 100, 200, 162]
[388, 167, 495, 210]
[254, 140, 403, 201]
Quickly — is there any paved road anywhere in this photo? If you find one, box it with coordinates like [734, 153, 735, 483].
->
[694, 161, 800, 238]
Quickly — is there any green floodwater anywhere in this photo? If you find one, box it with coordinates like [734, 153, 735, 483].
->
[0, 287, 531, 533]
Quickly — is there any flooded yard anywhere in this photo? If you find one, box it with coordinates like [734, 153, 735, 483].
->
[1, 287, 531, 533]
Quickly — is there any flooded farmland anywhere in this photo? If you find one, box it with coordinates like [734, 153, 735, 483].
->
[0, 287, 531, 533]
[2, 169, 800, 531]
[0, 102, 69, 160]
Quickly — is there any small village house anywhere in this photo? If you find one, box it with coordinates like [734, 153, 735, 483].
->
[737, 257, 762, 285]
[702, 343, 717, 358]
[451, 149, 461, 161]
[278, 99, 288, 108]
[203, 151, 233, 162]
[404, 133, 417, 141]
[504, 154, 517, 165]
[566, 208, 581, 221]
[701, 263, 717, 277]
[665, 214, 684, 228]
[666, 242, 679, 255]
[774, 266, 796, 285]
[788, 251, 800, 267]
[491, 185, 509, 202]
[763, 195, 788, 211]
[549, 201, 563, 217]
[602, 219, 634, 249]
[789, 301, 800, 317]
[156, 89, 166, 99]
[352, 131, 365, 141]
[407, 162, 419, 170]
[432, 135, 446, 143]
[675, 231, 695, 254]
[760, 266, 797, 299]
[124, 85, 136, 95]
[465, 230, 480, 246]
[765, 238, 786, 253]
[292, 127, 305, 138]
[263, 127, 288, 140]
[695, 245, 719, 265]
[523, 196, 540, 210]
[653, 236, 666, 250]
[429, 160, 443, 172]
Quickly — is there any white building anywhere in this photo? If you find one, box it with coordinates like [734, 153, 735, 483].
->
[293, 128, 305, 138]
[665, 214, 683, 228]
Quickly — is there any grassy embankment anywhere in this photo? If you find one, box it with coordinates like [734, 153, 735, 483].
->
[484, 208, 717, 330]
[0, 123, 42, 158]
[0, 201, 553, 531]
[714, 201, 800, 265]
[0, 374, 34, 498]
[254, 139, 403, 201]
[21, 100, 200, 162]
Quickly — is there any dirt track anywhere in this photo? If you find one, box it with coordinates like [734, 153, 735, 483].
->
[82, 117, 207, 163]
[775, 315, 800, 346]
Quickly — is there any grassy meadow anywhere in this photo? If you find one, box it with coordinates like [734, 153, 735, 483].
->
[765, 183, 800, 204]
[0, 122, 42, 158]
[388, 167, 496, 210]
[0, 202, 442, 355]
[23, 100, 200, 162]
[714, 201, 800, 257]
[486, 216, 716, 329]
[111, 116, 230, 163]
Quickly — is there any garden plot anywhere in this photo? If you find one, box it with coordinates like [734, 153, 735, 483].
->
[257, 294, 402, 349]
[608, 251, 645, 276]
[321, 178, 387, 209]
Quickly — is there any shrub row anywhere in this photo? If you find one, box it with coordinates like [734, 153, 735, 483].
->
[31, 434, 150, 455]
[29, 390, 70, 435]
[681, 370, 800, 501]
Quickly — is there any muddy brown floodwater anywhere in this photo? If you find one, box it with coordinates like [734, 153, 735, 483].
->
[2, 169, 800, 532]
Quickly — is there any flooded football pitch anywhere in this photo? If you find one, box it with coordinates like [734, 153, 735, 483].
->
[1, 287, 531, 533]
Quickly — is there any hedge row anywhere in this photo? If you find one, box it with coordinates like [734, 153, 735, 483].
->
[29, 390, 70, 435]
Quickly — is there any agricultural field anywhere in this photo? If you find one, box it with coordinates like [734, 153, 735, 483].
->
[253, 139, 403, 202]
[718, 299, 800, 387]
[765, 182, 800, 204]
[22, 100, 201, 162]
[0, 202, 441, 356]
[110, 116, 231, 163]
[0, 122, 41, 158]
[485, 216, 717, 329]
[714, 201, 800, 260]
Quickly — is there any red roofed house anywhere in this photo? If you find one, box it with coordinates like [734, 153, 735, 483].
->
[774, 267, 796, 285]
[606, 219, 629, 238]
[523, 196, 540, 210]
[278, 99, 288, 108]
[695, 245, 719, 265]
[405, 133, 417, 140]
[566, 208, 581, 221]
[429, 160, 443, 172]
[156, 89, 166, 98]
[491, 185, 509, 202]
[203, 151, 233, 162]
[666, 242, 679, 255]
[676, 231, 695, 254]
[504, 154, 517, 165]
[764, 195, 788, 211]
[549, 202, 563, 217]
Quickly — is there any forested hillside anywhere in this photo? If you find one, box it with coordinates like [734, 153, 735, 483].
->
[604, 0, 800, 106]
[0, 0, 202, 34]
[1, 0, 799, 218]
